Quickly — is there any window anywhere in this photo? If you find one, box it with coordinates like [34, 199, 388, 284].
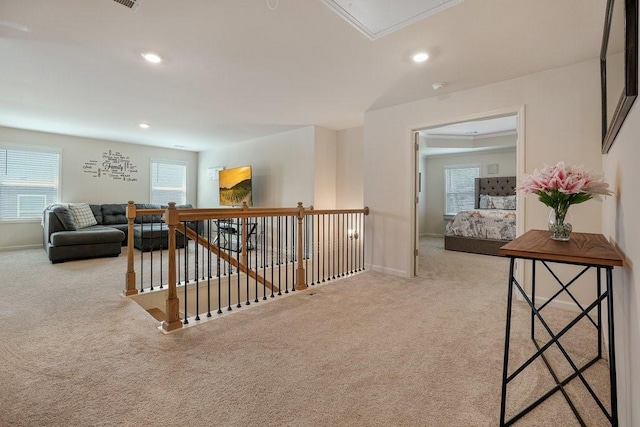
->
[444, 164, 480, 215]
[150, 160, 187, 205]
[0, 146, 60, 220]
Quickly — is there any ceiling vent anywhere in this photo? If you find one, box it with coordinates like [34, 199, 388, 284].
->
[112, 0, 144, 11]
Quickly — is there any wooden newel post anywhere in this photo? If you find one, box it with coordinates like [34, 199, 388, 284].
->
[295, 202, 307, 290]
[124, 200, 137, 296]
[162, 202, 182, 332]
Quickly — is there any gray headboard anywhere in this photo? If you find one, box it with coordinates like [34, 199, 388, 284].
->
[474, 176, 517, 208]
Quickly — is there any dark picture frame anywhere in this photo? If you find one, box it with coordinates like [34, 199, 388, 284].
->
[601, 0, 639, 153]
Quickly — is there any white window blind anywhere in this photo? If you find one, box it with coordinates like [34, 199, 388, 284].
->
[150, 160, 187, 205]
[0, 146, 60, 220]
[444, 164, 480, 215]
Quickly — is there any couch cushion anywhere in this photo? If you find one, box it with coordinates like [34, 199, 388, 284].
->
[90, 204, 104, 225]
[50, 226, 125, 246]
[101, 204, 128, 225]
[133, 223, 170, 239]
[69, 203, 98, 229]
[51, 205, 77, 231]
[134, 203, 164, 224]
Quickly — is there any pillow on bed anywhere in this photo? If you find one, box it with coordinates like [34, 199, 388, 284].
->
[479, 194, 492, 209]
[488, 195, 516, 210]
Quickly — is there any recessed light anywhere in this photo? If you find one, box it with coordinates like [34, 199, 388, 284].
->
[141, 52, 162, 64]
[432, 82, 446, 91]
[139, 123, 150, 129]
[412, 52, 429, 63]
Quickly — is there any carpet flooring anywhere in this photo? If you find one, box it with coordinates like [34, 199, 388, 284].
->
[0, 237, 612, 426]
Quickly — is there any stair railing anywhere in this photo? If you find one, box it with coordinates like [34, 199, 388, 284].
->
[123, 201, 369, 332]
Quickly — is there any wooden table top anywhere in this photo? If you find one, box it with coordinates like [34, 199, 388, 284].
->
[499, 229, 623, 267]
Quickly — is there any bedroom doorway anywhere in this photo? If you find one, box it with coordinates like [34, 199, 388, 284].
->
[411, 107, 525, 278]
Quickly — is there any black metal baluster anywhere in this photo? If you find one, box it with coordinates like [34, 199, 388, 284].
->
[284, 215, 289, 293]
[149, 218, 154, 290]
[262, 216, 267, 301]
[159, 216, 164, 288]
[332, 214, 336, 280]
[350, 213, 355, 274]
[327, 214, 331, 281]
[227, 219, 232, 311]
[139, 242, 144, 293]
[183, 236, 189, 325]
[177, 236, 181, 285]
[271, 216, 275, 298]
[343, 213, 347, 276]
[310, 215, 319, 286]
[337, 213, 341, 277]
[278, 216, 282, 296]
[355, 212, 359, 272]
[322, 214, 326, 282]
[291, 215, 295, 292]
[207, 220, 212, 318]
[347, 213, 352, 275]
[183, 222, 189, 284]
[237, 217, 241, 308]
[216, 219, 222, 314]
[307, 214, 312, 286]
[195, 225, 200, 321]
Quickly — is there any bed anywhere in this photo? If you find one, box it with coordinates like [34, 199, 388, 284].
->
[444, 176, 517, 256]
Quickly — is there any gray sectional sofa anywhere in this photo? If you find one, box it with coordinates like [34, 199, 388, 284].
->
[43, 203, 193, 263]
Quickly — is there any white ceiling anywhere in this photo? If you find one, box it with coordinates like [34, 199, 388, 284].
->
[0, 0, 606, 152]
[420, 115, 517, 156]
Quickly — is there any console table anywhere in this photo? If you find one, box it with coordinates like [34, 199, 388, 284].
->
[498, 229, 623, 426]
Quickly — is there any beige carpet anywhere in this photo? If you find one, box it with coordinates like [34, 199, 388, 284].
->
[0, 237, 612, 426]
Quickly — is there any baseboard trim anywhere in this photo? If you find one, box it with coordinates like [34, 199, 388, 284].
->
[0, 244, 41, 251]
[421, 233, 443, 238]
[367, 264, 409, 278]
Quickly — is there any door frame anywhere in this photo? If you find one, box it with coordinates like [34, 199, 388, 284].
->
[410, 106, 526, 282]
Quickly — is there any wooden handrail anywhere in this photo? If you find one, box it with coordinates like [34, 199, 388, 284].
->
[124, 201, 370, 330]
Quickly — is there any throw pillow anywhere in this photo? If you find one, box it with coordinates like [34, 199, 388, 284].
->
[69, 203, 98, 229]
[52, 205, 78, 231]
[479, 194, 491, 209]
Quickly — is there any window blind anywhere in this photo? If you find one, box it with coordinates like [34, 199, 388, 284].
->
[444, 164, 480, 215]
[150, 160, 187, 205]
[0, 146, 60, 220]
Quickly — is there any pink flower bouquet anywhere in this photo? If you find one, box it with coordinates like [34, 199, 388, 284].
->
[518, 161, 613, 211]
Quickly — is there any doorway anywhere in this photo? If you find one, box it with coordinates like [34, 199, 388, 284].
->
[411, 107, 525, 277]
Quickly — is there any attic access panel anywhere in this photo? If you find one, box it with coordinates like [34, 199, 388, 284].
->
[322, 0, 464, 40]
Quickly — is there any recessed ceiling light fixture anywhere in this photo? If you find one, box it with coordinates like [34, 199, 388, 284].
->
[141, 52, 162, 64]
[139, 123, 150, 129]
[412, 52, 429, 63]
[432, 82, 446, 91]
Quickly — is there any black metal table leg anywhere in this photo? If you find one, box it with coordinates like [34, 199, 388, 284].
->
[607, 267, 618, 427]
[499, 257, 516, 426]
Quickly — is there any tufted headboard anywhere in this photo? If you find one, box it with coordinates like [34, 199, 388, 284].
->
[474, 176, 517, 208]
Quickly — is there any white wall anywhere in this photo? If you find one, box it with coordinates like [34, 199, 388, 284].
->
[601, 21, 640, 424]
[0, 126, 197, 249]
[420, 148, 516, 235]
[336, 126, 364, 209]
[364, 59, 603, 277]
[197, 126, 316, 209]
[313, 127, 337, 209]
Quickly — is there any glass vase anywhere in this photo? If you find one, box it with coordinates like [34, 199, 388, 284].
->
[548, 207, 573, 241]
